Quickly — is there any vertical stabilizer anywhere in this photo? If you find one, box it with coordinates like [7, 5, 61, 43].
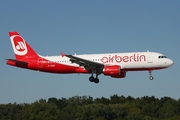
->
[9, 32, 38, 60]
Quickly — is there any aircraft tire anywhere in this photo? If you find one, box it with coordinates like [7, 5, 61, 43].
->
[149, 76, 154, 80]
[94, 78, 99, 84]
[89, 76, 94, 82]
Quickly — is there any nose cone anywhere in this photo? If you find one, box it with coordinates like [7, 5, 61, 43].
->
[168, 59, 174, 67]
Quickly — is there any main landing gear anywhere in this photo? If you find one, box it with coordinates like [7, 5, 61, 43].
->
[89, 74, 99, 84]
[148, 70, 154, 80]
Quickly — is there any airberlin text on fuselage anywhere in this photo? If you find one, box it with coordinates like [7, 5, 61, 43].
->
[101, 54, 146, 63]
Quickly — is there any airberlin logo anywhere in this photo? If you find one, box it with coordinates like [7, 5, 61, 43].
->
[10, 35, 27, 56]
[15, 42, 26, 51]
[101, 54, 146, 63]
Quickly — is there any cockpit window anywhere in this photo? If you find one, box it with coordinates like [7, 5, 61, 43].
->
[158, 56, 167, 59]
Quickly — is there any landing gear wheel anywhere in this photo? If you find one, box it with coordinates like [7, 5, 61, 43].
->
[94, 78, 99, 84]
[149, 76, 154, 80]
[89, 76, 94, 82]
[89, 72, 100, 83]
[148, 70, 154, 80]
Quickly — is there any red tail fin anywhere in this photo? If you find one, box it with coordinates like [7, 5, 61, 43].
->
[9, 32, 38, 60]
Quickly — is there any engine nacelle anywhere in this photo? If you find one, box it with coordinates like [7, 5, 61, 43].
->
[103, 65, 121, 76]
[111, 72, 126, 78]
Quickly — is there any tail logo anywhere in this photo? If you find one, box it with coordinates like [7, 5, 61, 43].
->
[16, 42, 26, 51]
[10, 35, 27, 56]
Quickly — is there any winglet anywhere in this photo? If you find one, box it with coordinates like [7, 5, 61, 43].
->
[60, 52, 66, 57]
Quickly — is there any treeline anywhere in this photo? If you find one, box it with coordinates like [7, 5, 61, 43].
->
[0, 95, 180, 120]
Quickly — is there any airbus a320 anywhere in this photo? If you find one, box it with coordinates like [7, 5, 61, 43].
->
[6, 32, 174, 83]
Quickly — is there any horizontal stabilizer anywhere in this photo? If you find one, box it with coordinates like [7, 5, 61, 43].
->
[6, 59, 28, 68]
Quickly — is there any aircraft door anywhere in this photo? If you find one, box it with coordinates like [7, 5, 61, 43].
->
[147, 53, 153, 63]
[38, 58, 43, 68]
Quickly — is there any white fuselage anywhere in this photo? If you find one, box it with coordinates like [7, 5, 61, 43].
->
[42, 52, 173, 71]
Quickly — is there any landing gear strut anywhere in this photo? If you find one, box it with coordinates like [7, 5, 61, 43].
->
[89, 74, 99, 84]
[148, 70, 154, 80]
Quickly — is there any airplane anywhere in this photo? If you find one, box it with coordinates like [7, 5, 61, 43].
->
[6, 32, 174, 83]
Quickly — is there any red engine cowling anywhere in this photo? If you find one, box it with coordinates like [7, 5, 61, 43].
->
[111, 72, 126, 78]
[103, 65, 121, 76]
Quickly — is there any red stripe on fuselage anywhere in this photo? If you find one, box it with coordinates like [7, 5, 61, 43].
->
[23, 57, 87, 74]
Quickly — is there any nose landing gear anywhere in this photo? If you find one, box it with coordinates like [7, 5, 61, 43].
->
[148, 70, 154, 80]
[149, 76, 154, 80]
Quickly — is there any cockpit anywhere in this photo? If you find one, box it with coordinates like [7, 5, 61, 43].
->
[158, 56, 167, 59]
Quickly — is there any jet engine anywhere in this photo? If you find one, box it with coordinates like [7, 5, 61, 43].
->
[103, 65, 126, 78]
[110, 72, 126, 78]
[103, 65, 121, 76]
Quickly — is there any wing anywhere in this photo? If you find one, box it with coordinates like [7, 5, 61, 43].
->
[62, 53, 104, 71]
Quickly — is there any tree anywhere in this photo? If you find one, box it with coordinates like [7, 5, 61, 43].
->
[0, 95, 179, 120]
[28, 100, 60, 120]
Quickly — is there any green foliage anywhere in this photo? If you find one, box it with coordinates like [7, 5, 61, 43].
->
[0, 95, 180, 120]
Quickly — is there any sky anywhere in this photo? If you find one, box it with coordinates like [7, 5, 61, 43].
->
[0, 1, 180, 104]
